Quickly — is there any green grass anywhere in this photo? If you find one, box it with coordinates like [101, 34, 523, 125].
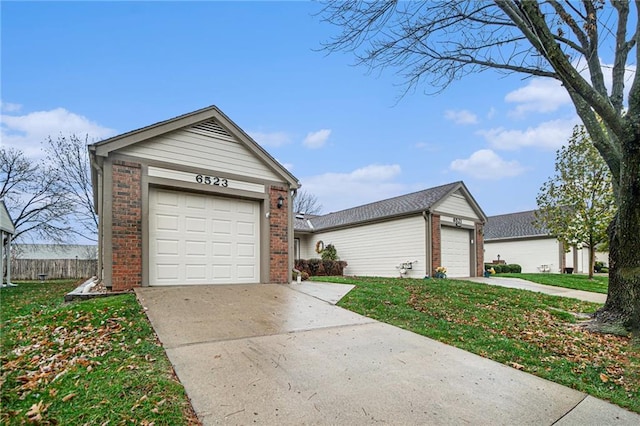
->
[1, 280, 199, 425]
[499, 273, 609, 294]
[312, 275, 639, 414]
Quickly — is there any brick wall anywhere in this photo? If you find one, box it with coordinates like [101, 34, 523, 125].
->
[269, 186, 289, 283]
[475, 223, 484, 277]
[111, 161, 142, 291]
[431, 214, 441, 273]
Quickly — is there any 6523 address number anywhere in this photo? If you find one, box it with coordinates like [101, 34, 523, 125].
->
[195, 174, 228, 187]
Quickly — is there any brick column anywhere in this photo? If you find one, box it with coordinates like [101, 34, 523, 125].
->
[475, 223, 484, 277]
[269, 186, 289, 283]
[431, 214, 441, 272]
[111, 161, 142, 291]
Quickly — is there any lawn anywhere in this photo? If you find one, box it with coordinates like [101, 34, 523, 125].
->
[499, 272, 609, 294]
[312, 275, 639, 414]
[0, 280, 200, 425]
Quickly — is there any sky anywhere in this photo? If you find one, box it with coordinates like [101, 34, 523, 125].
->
[1, 1, 630, 228]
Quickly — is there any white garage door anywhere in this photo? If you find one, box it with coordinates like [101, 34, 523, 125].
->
[149, 188, 260, 285]
[441, 226, 471, 278]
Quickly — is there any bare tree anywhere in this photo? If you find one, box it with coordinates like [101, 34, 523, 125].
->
[320, 1, 639, 334]
[0, 147, 74, 243]
[294, 190, 323, 215]
[44, 134, 98, 242]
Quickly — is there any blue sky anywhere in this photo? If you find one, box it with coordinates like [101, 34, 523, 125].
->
[1, 1, 606, 220]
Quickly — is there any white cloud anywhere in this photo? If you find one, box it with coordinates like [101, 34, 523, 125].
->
[1, 101, 22, 112]
[450, 149, 526, 180]
[477, 118, 578, 151]
[444, 109, 478, 125]
[300, 164, 405, 212]
[1, 107, 115, 158]
[303, 129, 331, 149]
[505, 78, 571, 117]
[248, 131, 291, 147]
[414, 141, 439, 152]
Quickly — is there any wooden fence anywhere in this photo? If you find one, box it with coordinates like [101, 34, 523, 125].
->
[10, 259, 98, 280]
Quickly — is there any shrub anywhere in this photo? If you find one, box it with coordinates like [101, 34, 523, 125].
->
[507, 264, 522, 273]
[295, 259, 348, 277]
[485, 263, 521, 273]
[321, 244, 339, 261]
[594, 261, 605, 273]
[600, 267, 609, 273]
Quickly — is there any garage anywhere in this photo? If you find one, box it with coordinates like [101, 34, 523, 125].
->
[89, 105, 300, 291]
[149, 188, 260, 285]
[441, 226, 471, 277]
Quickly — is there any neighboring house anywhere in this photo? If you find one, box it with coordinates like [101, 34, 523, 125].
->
[89, 105, 300, 291]
[12, 244, 98, 260]
[294, 181, 487, 278]
[1, 199, 16, 286]
[484, 210, 607, 273]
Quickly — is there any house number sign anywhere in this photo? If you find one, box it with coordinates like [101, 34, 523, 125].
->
[195, 174, 228, 187]
[453, 217, 462, 227]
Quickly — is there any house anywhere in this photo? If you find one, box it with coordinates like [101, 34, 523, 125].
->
[483, 210, 607, 273]
[293, 181, 487, 278]
[88, 106, 300, 291]
[1, 199, 15, 286]
[12, 244, 97, 260]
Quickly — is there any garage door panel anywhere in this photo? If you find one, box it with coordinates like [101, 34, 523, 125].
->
[150, 188, 260, 285]
[237, 221, 256, 237]
[237, 201, 255, 214]
[213, 219, 232, 235]
[156, 191, 179, 207]
[185, 240, 206, 256]
[185, 194, 206, 209]
[156, 239, 179, 255]
[185, 264, 207, 280]
[212, 265, 232, 280]
[156, 214, 179, 231]
[185, 217, 206, 233]
[237, 243, 255, 257]
[237, 264, 257, 280]
[157, 264, 179, 280]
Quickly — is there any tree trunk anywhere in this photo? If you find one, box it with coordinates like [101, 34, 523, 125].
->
[594, 135, 640, 338]
[588, 239, 594, 280]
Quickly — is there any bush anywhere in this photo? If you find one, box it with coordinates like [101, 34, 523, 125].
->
[321, 244, 339, 261]
[594, 261, 605, 273]
[600, 267, 609, 273]
[295, 259, 348, 277]
[485, 263, 521, 273]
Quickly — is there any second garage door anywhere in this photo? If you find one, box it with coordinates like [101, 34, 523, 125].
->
[149, 188, 260, 285]
[441, 226, 471, 278]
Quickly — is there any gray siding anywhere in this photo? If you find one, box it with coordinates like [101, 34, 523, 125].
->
[306, 216, 427, 278]
[436, 190, 480, 220]
[120, 127, 280, 181]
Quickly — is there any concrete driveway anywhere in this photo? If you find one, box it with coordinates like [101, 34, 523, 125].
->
[135, 283, 639, 425]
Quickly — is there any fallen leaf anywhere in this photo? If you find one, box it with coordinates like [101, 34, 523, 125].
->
[510, 362, 525, 370]
[62, 393, 77, 402]
[600, 373, 609, 383]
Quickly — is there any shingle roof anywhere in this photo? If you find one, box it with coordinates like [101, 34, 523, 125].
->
[294, 182, 462, 232]
[484, 210, 550, 240]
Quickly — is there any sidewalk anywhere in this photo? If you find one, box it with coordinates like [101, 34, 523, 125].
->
[463, 276, 607, 304]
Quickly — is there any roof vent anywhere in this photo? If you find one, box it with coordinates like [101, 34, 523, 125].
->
[188, 119, 235, 142]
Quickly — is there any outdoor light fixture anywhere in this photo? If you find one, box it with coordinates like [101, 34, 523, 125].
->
[277, 195, 284, 209]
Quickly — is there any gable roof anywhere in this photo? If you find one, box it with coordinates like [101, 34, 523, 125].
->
[0, 199, 15, 235]
[88, 105, 300, 188]
[484, 209, 550, 241]
[294, 181, 485, 232]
